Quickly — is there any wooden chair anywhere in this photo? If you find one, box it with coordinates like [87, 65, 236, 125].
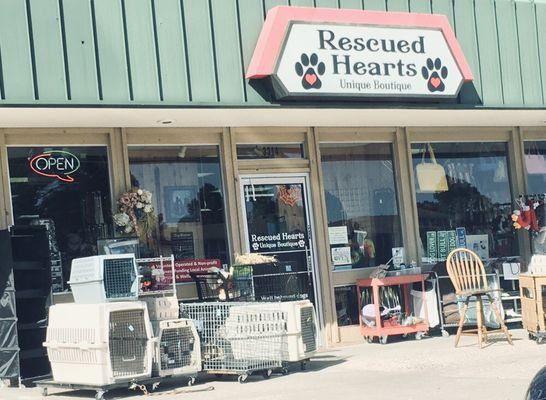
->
[446, 248, 513, 348]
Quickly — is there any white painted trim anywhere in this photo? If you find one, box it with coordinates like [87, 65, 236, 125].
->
[0, 107, 544, 128]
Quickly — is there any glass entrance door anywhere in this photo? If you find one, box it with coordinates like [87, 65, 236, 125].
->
[240, 175, 321, 317]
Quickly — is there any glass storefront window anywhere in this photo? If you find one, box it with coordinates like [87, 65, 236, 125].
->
[335, 285, 359, 326]
[524, 140, 546, 255]
[8, 146, 112, 291]
[411, 142, 516, 261]
[128, 146, 229, 265]
[525, 140, 546, 194]
[320, 143, 403, 270]
[236, 144, 305, 159]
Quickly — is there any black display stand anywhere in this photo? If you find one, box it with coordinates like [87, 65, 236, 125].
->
[10, 225, 52, 384]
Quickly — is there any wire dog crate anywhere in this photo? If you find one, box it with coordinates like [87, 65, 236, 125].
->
[231, 262, 313, 303]
[180, 302, 286, 383]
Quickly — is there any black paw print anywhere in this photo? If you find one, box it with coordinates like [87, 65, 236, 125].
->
[421, 58, 448, 92]
[295, 53, 325, 90]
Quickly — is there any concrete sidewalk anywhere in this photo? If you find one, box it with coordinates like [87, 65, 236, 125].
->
[1, 329, 544, 400]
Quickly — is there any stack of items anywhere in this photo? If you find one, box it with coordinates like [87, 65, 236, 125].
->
[42, 254, 201, 391]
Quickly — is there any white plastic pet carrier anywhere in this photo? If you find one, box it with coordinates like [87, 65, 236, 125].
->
[223, 303, 287, 361]
[44, 302, 154, 385]
[141, 296, 179, 322]
[69, 254, 140, 303]
[153, 319, 201, 378]
[278, 300, 317, 362]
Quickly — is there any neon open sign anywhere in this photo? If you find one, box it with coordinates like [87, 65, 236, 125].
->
[29, 150, 80, 183]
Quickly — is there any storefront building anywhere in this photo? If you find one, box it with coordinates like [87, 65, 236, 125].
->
[0, 0, 545, 346]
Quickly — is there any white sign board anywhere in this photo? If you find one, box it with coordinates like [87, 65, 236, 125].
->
[332, 247, 352, 266]
[466, 234, 489, 261]
[328, 226, 349, 245]
[274, 23, 464, 99]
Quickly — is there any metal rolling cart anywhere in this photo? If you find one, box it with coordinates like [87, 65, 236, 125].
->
[180, 302, 286, 383]
[357, 274, 429, 344]
[231, 261, 313, 302]
[36, 376, 167, 400]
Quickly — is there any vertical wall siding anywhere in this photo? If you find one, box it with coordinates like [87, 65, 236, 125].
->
[515, 0, 544, 105]
[28, 0, 67, 101]
[536, 2, 546, 100]
[0, 0, 34, 100]
[61, 0, 99, 101]
[154, 0, 190, 102]
[0, 0, 543, 107]
[93, 0, 131, 102]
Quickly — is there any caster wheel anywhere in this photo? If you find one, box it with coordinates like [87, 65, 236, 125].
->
[415, 332, 424, 340]
[365, 336, 374, 344]
[281, 368, 289, 375]
[188, 377, 196, 386]
[537, 337, 544, 344]
[300, 361, 308, 371]
[379, 336, 388, 345]
[95, 390, 106, 400]
[262, 369, 272, 379]
[41, 387, 48, 397]
[442, 330, 450, 338]
[238, 374, 248, 384]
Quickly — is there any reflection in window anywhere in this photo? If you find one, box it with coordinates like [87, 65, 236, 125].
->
[411, 142, 516, 261]
[320, 143, 403, 270]
[8, 146, 112, 291]
[335, 285, 359, 326]
[128, 146, 229, 265]
[525, 141, 546, 193]
[524, 140, 546, 255]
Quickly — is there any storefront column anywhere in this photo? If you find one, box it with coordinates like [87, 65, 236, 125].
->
[509, 127, 531, 264]
[308, 127, 340, 344]
[109, 128, 131, 200]
[221, 128, 243, 257]
[393, 127, 420, 262]
[0, 130, 8, 230]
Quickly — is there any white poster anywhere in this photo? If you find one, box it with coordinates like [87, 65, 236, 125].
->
[502, 263, 520, 280]
[392, 247, 405, 267]
[331, 247, 352, 266]
[466, 234, 489, 261]
[328, 226, 349, 245]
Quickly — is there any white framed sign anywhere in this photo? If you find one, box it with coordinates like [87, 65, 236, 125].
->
[247, 6, 473, 101]
[328, 226, 349, 245]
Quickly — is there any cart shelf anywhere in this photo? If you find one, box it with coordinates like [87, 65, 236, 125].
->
[357, 274, 429, 344]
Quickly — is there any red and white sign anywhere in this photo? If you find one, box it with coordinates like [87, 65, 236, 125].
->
[174, 259, 221, 283]
[246, 6, 473, 100]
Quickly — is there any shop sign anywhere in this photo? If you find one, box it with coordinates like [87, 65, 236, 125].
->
[30, 150, 80, 183]
[174, 259, 221, 283]
[250, 232, 307, 252]
[426, 231, 437, 262]
[247, 6, 473, 100]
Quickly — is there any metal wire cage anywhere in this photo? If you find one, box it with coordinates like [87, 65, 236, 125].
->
[179, 302, 286, 376]
[189, 271, 230, 302]
[108, 309, 149, 379]
[231, 263, 313, 303]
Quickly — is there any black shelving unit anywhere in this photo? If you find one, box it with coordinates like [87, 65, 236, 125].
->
[10, 225, 52, 384]
[0, 229, 19, 385]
